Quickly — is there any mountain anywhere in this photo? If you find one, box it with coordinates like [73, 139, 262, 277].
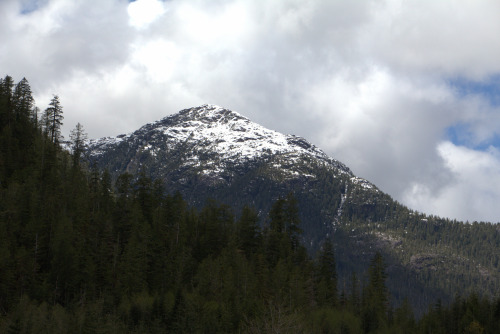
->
[87, 104, 500, 314]
[88, 104, 385, 248]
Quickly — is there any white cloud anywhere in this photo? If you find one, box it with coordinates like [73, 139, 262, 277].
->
[0, 0, 131, 87]
[131, 39, 181, 82]
[367, 0, 500, 79]
[305, 68, 457, 192]
[405, 142, 500, 223]
[128, 0, 167, 29]
[175, 1, 250, 45]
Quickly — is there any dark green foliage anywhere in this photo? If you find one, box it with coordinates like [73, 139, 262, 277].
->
[316, 238, 338, 307]
[362, 252, 389, 332]
[236, 205, 261, 259]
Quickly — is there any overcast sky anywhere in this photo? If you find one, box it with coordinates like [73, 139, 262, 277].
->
[3, 0, 500, 223]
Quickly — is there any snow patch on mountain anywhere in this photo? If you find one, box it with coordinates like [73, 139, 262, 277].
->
[351, 176, 375, 189]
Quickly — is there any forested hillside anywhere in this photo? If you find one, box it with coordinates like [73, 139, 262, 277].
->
[87, 104, 500, 314]
[1, 75, 499, 333]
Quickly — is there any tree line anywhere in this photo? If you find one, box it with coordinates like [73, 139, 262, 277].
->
[1, 75, 499, 333]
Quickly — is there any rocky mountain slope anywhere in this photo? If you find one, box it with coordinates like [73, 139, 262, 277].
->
[87, 104, 500, 314]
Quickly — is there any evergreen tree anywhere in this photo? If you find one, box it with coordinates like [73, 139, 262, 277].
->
[363, 252, 389, 333]
[315, 238, 338, 307]
[0, 76, 16, 182]
[0, 75, 14, 128]
[12, 78, 34, 123]
[283, 192, 302, 251]
[269, 197, 285, 234]
[237, 205, 260, 259]
[44, 95, 63, 144]
[348, 271, 361, 314]
[134, 170, 154, 223]
[69, 122, 87, 167]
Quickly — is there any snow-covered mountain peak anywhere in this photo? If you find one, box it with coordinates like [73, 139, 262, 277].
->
[176, 104, 245, 122]
[150, 105, 346, 168]
[88, 104, 374, 186]
[156, 104, 250, 128]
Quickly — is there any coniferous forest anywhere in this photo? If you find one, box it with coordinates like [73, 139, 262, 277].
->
[1, 75, 500, 333]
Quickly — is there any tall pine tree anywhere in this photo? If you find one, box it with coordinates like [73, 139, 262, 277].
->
[69, 122, 87, 167]
[43, 95, 63, 144]
[315, 238, 338, 307]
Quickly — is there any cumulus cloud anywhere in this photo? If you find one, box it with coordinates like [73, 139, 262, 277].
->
[3, 0, 500, 222]
[305, 69, 456, 196]
[405, 142, 500, 223]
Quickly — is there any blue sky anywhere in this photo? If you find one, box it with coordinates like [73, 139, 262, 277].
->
[447, 76, 500, 150]
[446, 122, 500, 151]
[3, 0, 500, 223]
[19, 0, 47, 14]
[451, 76, 500, 107]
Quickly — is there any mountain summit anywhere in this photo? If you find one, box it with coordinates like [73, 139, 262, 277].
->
[90, 104, 369, 186]
[157, 104, 352, 170]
